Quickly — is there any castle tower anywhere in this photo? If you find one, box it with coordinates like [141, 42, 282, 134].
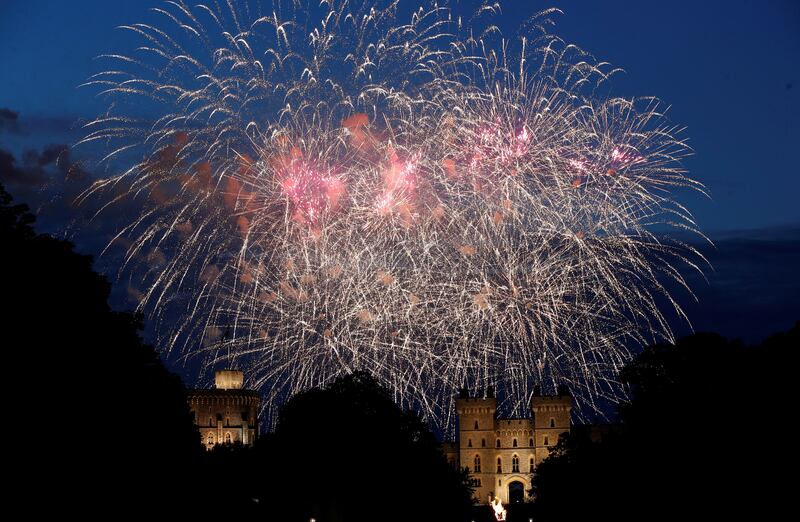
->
[455, 387, 497, 503]
[187, 369, 261, 449]
[448, 385, 572, 505]
[530, 385, 572, 466]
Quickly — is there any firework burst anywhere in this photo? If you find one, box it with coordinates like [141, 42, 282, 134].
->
[79, 0, 706, 429]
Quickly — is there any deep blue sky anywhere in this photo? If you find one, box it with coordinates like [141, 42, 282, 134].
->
[1, 1, 798, 346]
[1, 0, 798, 231]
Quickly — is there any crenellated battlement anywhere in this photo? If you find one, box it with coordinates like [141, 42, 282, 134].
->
[187, 369, 261, 449]
[449, 385, 573, 506]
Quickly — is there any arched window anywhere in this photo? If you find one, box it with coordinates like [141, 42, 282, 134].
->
[481, 438, 486, 447]
[209, 417, 214, 426]
[225, 432, 232, 444]
[474, 455, 482, 473]
[529, 438, 534, 447]
[513, 438, 518, 447]
[496, 457, 502, 473]
[206, 432, 215, 446]
[468, 439, 472, 447]
[529, 457, 535, 472]
[474, 420, 479, 430]
[512, 455, 520, 473]
[550, 418, 555, 428]
[544, 436, 549, 446]
[496, 439, 501, 448]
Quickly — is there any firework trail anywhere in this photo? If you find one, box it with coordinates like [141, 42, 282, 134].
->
[79, 0, 706, 429]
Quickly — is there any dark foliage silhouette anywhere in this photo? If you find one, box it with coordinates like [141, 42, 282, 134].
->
[269, 372, 473, 522]
[1, 183, 202, 514]
[2, 182, 472, 516]
[532, 324, 798, 521]
[206, 372, 473, 521]
[188, 373, 471, 522]
[7, 177, 793, 518]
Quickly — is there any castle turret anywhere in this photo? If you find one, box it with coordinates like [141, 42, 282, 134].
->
[455, 388, 498, 445]
[187, 369, 260, 449]
[530, 386, 572, 464]
[455, 388, 497, 502]
[214, 369, 244, 390]
[449, 385, 573, 505]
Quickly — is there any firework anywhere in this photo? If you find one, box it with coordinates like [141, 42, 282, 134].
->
[79, 0, 706, 429]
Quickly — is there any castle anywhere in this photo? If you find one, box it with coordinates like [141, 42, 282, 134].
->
[187, 370, 261, 449]
[442, 386, 572, 504]
[187, 369, 569, 504]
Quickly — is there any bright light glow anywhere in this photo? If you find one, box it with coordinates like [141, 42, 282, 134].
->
[81, 0, 705, 429]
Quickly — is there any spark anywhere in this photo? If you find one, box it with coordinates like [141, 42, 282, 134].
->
[80, 0, 707, 431]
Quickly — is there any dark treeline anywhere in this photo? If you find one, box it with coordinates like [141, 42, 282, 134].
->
[4, 181, 796, 519]
[532, 324, 798, 521]
[2, 182, 471, 519]
[207, 372, 473, 521]
[2, 183, 201, 514]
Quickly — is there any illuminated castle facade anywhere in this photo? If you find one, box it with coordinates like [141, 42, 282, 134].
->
[443, 386, 572, 505]
[187, 370, 261, 449]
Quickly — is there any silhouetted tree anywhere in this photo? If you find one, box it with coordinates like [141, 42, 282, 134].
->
[532, 324, 798, 521]
[1, 183, 202, 514]
[256, 371, 473, 522]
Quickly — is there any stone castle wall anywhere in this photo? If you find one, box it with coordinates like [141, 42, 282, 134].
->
[454, 390, 572, 504]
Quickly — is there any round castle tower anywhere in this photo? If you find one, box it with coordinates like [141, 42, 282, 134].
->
[187, 370, 261, 449]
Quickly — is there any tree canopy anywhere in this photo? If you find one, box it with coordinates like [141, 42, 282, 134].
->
[229, 371, 473, 521]
[2, 182, 202, 514]
[532, 324, 798, 521]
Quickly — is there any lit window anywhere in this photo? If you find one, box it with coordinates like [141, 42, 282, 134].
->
[496, 457, 502, 473]
[512, 455, 519, 473]
[474, 455, 482, 473]
[496, 439, 501, 448]
[481, 438, 486, 447]
[530, 457, 535, 472]
[225, 432, 232, 444]
[207, 433, 214, 446]
[513, 438, 518, 448]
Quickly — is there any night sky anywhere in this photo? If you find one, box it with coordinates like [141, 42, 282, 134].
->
[1, 0, 798, 350]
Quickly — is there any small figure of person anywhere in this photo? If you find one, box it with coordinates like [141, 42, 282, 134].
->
[491, 496, 507, 521]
